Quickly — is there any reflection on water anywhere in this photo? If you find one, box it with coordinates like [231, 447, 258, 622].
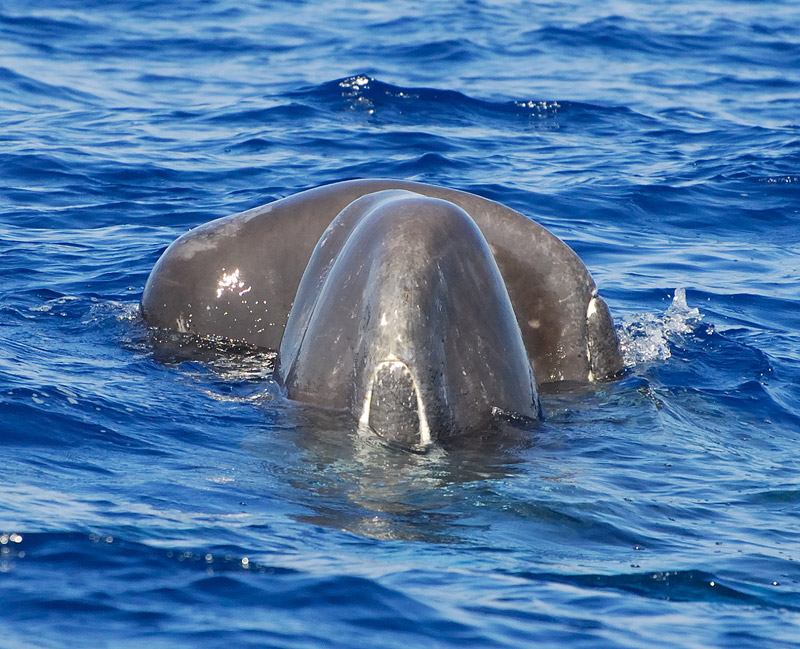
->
[257, 404, 532, 542]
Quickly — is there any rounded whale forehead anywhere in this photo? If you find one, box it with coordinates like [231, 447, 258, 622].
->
[280, 187, 540, 442]
[317, 189, 479, 245]
[339, 191, 488, 253]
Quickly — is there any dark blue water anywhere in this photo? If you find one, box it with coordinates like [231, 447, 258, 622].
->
[2, 1, 799, 647]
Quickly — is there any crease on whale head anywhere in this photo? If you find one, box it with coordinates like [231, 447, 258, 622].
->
[358, 355, 431, 449]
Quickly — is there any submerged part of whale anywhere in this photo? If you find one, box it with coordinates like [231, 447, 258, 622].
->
[141, 179, 624, 446]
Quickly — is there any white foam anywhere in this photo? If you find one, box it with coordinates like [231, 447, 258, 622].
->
[617, 288, 702, 366]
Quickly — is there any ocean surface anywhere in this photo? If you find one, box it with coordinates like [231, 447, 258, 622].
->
[1, 1, 799, 647]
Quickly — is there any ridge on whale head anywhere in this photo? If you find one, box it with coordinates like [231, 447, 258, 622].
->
[141, 179, 624, 448]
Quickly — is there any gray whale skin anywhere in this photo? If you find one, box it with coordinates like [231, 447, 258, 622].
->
[141, 179, 623, 448]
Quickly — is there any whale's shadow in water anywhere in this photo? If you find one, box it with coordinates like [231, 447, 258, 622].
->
[256, 402, 539, 543]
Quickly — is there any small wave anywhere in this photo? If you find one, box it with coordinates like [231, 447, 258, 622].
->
[617, 288, 702, 366]
[509, 569, 789, 609]
[87, 300, 140, 323]
[759, 175, 800, 184]
[0, 66, 99, 110]
[291, 75, 583, 124]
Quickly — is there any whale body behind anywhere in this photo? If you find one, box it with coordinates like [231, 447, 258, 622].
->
[141, 180, 624, 447]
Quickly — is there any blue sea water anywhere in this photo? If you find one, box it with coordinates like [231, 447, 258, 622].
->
[1, 0, 799, 647]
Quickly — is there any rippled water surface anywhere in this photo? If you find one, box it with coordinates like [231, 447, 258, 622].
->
[2, 1, 799, 647]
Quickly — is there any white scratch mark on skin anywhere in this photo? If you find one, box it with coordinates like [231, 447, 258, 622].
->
[358, 356, 431, 447]
[558, 289, 579, 304]
[586, 296, 598, 381]
[169, 204, 276, 261]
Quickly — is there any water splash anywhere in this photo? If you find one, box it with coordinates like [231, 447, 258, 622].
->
[618, 288, 702, 366]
